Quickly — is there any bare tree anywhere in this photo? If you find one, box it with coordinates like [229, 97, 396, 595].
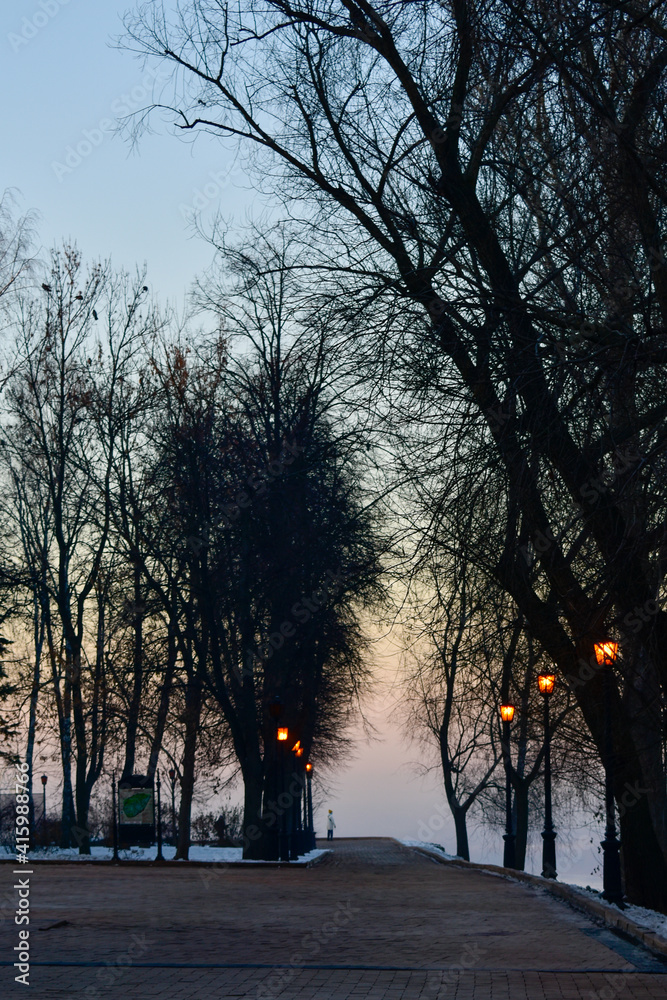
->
[122, 0, 667, 908]
[0, 189, 35, 311]
[402, 551, 501, 861]
[115, 243, 384, 857]
[2, 247, 157, 850]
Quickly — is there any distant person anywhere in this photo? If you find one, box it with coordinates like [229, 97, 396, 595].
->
[327, 810, 336, 840]
[214, 814, 228, 846]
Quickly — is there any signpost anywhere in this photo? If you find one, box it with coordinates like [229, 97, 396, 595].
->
[117, 775, 155, 849]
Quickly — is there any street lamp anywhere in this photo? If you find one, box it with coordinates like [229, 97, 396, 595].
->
[305, 763, 315, 850]
[538, 674, 557, 879]
[275, 723, 289, 861]
[156, 770, 164, 861]
[500, 704, 516, 869]
[40, 775, 48, 846]
[268, 698, 286, 861]
[168, 768, 177, 848]
[291, 742, 305, 858]
[112, 770, 119, 861]
[594, 641, 624, 907]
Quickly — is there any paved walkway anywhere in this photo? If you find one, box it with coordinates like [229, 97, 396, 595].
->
[1, 838, 666, 998]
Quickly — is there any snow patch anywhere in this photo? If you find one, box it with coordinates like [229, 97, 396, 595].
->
[399, 839, 463, 862]
[562, 882, 667, 941]
[0, 844, 328, 865]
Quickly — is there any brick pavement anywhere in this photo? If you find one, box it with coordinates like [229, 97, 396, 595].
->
[17, 966, 667, 999]
[1, 838, 666, 999]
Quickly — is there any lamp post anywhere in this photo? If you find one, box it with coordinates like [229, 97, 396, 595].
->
[112, 770, 119, 861]
[594, 641, 625, 907]
[40, 775, 48, 846]
[538, 674, 557, 878]
[305, 763, 315, 850]
[269, 697, 285, 861]
[303, 764, 309, 843]
[156, 770, 164, 861]
[168, 768, 177, 847]
[291, 742, 305, 858]
[276, 725, 290, 861]
[500, 703, 516, 869]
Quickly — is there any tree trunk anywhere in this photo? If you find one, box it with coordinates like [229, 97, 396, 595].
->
[44, 612, 74, 849]
[146, 614, 177, 779]
[73, 782, 92, 855]
[513, 780, 529, 872]
[574, 656, 667, 909]
[122, 561, 144, 782]
[618, 774, 667, 910]
[26, 590, 43, 839]
[60, 710, 74, 848]
[71, 644, 91, 855]
[499, 577, 667, 910]
[453, 806, 470, 861]
[174, 677, 202, 860]
[242, 767, 270, 860]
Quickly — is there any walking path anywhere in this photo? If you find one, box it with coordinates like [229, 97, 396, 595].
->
[2, 838, 665, 998]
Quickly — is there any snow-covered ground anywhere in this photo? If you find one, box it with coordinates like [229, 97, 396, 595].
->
[0, 844, 328, 864]
[563, 882, 667, 941]
[401, 839, 667, 943]
[401, 839, 462, 862]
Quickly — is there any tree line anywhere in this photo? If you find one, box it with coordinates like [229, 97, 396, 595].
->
[0, 229, 383, 858]
[2, 0, 667, 913]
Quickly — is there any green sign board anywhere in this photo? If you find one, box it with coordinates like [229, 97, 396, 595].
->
[119, 786, 154, 824]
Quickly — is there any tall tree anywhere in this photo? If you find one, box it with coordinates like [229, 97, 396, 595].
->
[3, 248, 157, 850]
[123, 0, 667, 908]
[118, 246, 384, 856]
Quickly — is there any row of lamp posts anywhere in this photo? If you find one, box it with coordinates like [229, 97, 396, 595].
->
[270, 696, 316, 861]
[37, 646, 623, 884]
[500, 641, 624, 906]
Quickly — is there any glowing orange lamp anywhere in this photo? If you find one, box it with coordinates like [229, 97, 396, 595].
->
[538, 674, 555, 696]
[594, 641, 618, 666]
[500, 704, 515, 723]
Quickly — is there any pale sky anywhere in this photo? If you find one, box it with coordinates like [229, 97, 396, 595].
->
[0, 0, 604, 888]
[1, 0, 249, 307]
